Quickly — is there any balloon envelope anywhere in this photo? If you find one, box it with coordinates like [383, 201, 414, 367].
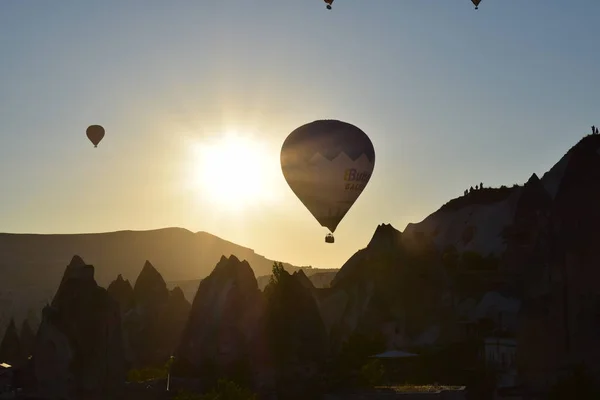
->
[281, 119, 375, 233]
[86, 125, 105, 148]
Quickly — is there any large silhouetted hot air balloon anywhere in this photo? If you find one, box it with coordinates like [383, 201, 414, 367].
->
[281, 119, 375, 244]
[472, 0, 481, 9]
[324, 0, 333, 10]
[86, 125, 105, 148]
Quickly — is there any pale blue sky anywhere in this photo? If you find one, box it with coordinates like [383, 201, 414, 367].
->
[1, 0, 598, 271]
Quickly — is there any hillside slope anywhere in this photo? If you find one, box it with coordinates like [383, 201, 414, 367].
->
[0, 227, 319, 331]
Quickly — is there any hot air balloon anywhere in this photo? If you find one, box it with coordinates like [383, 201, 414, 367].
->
[324, 0, 333, 10]
[472, 0, 481, 9]
[281, 119, 375, 244]
[86, 125, 105, 148]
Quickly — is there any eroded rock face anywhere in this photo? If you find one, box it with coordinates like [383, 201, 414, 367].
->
[19, 319, 36, 360]
[133, 261, 170, 313]
[0, 318, 21, 365]
[517, 135, 600, 392]
[264, 266, 329, 398]
[122, 261, 191, 368]
[32, 306, 74, 399]
[107, 274, 135, 314]
[31, 255, 125, 399]
[164, 286, 192, 351]
[323, 224, 452, 353]
[175, 255, 272, 391]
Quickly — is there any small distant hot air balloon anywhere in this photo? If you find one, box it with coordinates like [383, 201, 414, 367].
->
[472, 0, 481, 9]
[324, 0, 333, 10]
[86, 125, 105, 148]
[281, 119, 375, 244]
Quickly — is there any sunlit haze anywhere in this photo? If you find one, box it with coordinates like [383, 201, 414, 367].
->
[185, 131, 282, 213]
[1, 0, 599, 270]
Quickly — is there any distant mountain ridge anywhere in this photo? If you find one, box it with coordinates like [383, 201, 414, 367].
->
[0, 227, 319, 286]
[0, 227, 332, 332]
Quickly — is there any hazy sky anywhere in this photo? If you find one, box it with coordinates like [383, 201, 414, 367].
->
[1, 0, 599, 271]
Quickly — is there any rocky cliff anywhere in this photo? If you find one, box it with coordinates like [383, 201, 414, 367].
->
[303, 133, 600, 395]
[114, 261, 191, 368]
[19, 319, 36, 360]
[30, 255, 125, 400]
[0, 318, 21, 365]
[516, 134, 600, 392]
[107, 274, 135, 314]
[264, 265, 329, 399]
[175, 255, 273, 392]
[317, 223, 454, 353]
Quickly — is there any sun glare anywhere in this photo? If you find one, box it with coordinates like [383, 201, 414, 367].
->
[188, 131, 278, 213]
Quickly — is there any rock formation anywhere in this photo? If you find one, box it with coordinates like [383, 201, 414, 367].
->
[121, 261, 191, 368]
[321, 223, 452, 353]
[0, 318, 21, 365]
[107, 274, 135, 314]
[516, 134, 600, 392]
[264, 264, 329, 398]
[175, 255, 273, 392]
[19, 319, 36, 360]
[30, 255, 125, 399]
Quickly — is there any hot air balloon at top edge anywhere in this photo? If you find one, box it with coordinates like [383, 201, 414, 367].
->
[324, 0, 333, 10]
[472, 0, 481, 9]
[280, 119, 375, 244]
[86, 125, 105, 148]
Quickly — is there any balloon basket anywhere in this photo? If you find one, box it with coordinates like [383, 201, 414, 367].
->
[326, 5, 332, 10]
[325, 234, 335, 244]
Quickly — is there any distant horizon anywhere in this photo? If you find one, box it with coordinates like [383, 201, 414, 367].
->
[0, 225, 349, 270]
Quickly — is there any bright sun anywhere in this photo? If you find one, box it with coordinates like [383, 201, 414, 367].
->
[188, 131, 276, 212]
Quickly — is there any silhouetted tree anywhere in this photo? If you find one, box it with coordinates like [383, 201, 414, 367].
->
[469, 186, 474, 194]
[479, 182, 483, 190]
